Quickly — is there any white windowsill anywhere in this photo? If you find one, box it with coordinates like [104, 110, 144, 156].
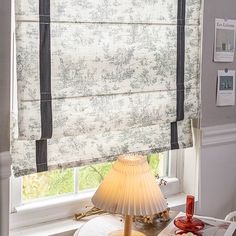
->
[10, 192, 190, 236]
[14, 190, 95, 213]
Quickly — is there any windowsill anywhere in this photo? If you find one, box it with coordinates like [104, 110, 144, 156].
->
[10, 218, 84, 236]
[10, 190, 94, 230]
[13, 190, 95, 213]
[10, 192, 191, 236]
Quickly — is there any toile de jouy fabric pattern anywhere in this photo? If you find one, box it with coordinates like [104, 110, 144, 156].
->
[12, 0, 201, 177]
[12, 119, 193, 177]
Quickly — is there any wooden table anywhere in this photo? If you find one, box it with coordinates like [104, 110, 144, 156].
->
[74, 212, 178, 236]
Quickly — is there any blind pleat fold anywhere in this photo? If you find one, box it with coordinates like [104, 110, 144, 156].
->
[18, 87, 200, 140]
[17, 23, 177, 101]
[12, 0, 201, 177]
[16, 23, 200, 140]
[16, 0, 200, 24]
[12, 119, 193, 177]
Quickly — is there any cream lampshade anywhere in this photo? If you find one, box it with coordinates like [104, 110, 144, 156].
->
[92, 154, 167, 236]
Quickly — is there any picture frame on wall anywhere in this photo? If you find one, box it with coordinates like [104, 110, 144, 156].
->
[214, 18, 236, 62]
[216, 70, 235, 106]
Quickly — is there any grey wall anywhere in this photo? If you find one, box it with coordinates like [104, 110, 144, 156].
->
[0, 0, 11, 235]
[0, 0, 11, 152]
[201, 0, 236, 127]
[197, 0, 236, 219]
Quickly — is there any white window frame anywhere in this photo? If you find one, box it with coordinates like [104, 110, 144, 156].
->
[10, 150, 183, 229]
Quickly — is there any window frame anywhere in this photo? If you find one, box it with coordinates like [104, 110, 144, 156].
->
[10, 0, 188, 230]
[10, 150, 183, 229]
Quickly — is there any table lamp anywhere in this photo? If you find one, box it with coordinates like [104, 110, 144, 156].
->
[92, 154, 167, 236]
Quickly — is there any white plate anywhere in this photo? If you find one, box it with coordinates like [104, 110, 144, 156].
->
[74, 215, 124, 236]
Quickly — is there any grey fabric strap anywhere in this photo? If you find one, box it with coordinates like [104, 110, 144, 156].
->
[36, 0, 52, 172]
[176, 0, 185, 120]
[36, 140, 48, 172]
[171, 122, 179, 150]
[171, 0, 186, 150]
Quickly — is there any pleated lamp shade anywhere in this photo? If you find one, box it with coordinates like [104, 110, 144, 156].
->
[92, 154, 167, 217]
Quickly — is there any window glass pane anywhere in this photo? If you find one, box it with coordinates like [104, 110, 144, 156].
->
[78, 151, 169, 191]
[22, 168, 74, 201]
[21, 152, 169, 201]
[78, 162, 113, 191]
[149, 152, 169, 177]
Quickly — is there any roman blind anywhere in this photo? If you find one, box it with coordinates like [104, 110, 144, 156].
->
[12, 0, 201, 177]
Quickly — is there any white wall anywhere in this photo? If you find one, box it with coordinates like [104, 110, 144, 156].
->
[197, 124, 236, 219]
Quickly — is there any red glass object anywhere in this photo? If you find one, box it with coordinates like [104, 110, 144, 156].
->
[174, 195, 205, 234]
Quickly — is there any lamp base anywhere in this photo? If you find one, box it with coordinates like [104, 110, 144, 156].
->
[108, 230, 145, 236]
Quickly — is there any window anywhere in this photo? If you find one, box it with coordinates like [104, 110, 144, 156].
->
[11, 151, 175, 208]
[11, 0, 199, 228]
